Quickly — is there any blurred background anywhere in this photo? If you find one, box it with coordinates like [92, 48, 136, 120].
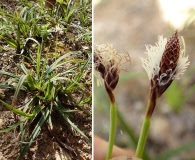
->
[94, 0, 195, 159]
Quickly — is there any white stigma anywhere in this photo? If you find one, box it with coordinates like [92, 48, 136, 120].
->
[141, 35, 190, 81]
[141, 36, 167, 80]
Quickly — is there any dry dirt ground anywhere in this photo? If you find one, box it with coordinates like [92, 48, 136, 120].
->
[94, 0, 195, 159]
[0, 109, 92, 160]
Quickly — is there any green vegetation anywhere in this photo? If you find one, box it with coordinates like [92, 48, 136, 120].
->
[0, 0, 91, 159]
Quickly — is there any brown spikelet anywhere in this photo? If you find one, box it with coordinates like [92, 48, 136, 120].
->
[94, 53, 119, 92]
[156, 31, 181, 97]
[94, 53, 106, 79]
[94, 43, 128, 102]
[104, 64, 119, 91]
[160, 30, 180, 75]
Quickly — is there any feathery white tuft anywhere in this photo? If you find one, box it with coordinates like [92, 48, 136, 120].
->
[94, 43, 122, 86]
[174, 37, 190, 79]
[141, 36, 167, 80]
[141, 35, 190, 80]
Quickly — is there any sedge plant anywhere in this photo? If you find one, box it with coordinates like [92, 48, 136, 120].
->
[135, 31, 190, 158]
[94, 44, 129, 160]
[0, 38, 91, 159]
[0, 0, 92, 159]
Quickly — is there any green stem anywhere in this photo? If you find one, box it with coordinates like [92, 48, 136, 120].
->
[106, 102, 117, 160]
[135, 117, 151, 158]
[135, 88, 157, 158]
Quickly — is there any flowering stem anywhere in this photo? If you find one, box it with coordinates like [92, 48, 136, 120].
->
[135, 89, 156, 158]
[135, 117, 150, 158]
[106, 101, 117, 160]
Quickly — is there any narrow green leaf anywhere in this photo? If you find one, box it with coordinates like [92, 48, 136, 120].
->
[5, 40, 17, 48]
[20, 105, 43, 143]
[156, 141, 195, 160]
[61, 112, 90, 144]
[0, 70, 19, 79]
[55, 103, 90, 144]
[18, 107, 50, 160]
[20, 63, 28, 75]
[26, 74, 36, 90]
[0, 100, 33, 117]
[46, 51, 80, 74]
[0, 118, 28, 133]
[36, 43, 42, 77]
[78, 95, 92, 106]
[12, 75, 27, 107]
[0, 84, 15, 89]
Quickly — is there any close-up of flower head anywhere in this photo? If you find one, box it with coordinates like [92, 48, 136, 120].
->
[94, 44, 125, 160]
[94, 44, 123, 93]
[141, 31, 190, 97]
[94, 1, 195, 160]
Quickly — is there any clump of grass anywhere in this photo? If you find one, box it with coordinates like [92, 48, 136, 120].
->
[0, 0, 92, 53]
[0, 38, 91, 159]
[0, 0, 91, 159]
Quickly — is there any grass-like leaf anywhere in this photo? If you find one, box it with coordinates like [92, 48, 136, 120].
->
[0, 117, 28, 133]
[0, 100, 33, 117]
[55, 101, 90, 144]
[0, 1, 92, 159]
[12, 75, 27, 106]
[18, 106, 51, 160]
[156, 140, 195, 160]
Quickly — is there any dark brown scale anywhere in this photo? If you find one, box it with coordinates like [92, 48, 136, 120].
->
[105, 67, 119, 91]
[156, 31, 180, 97]
[94, 53, 119, 91]
[94, 53, 106, 79]
[160, 31, 180, 75]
